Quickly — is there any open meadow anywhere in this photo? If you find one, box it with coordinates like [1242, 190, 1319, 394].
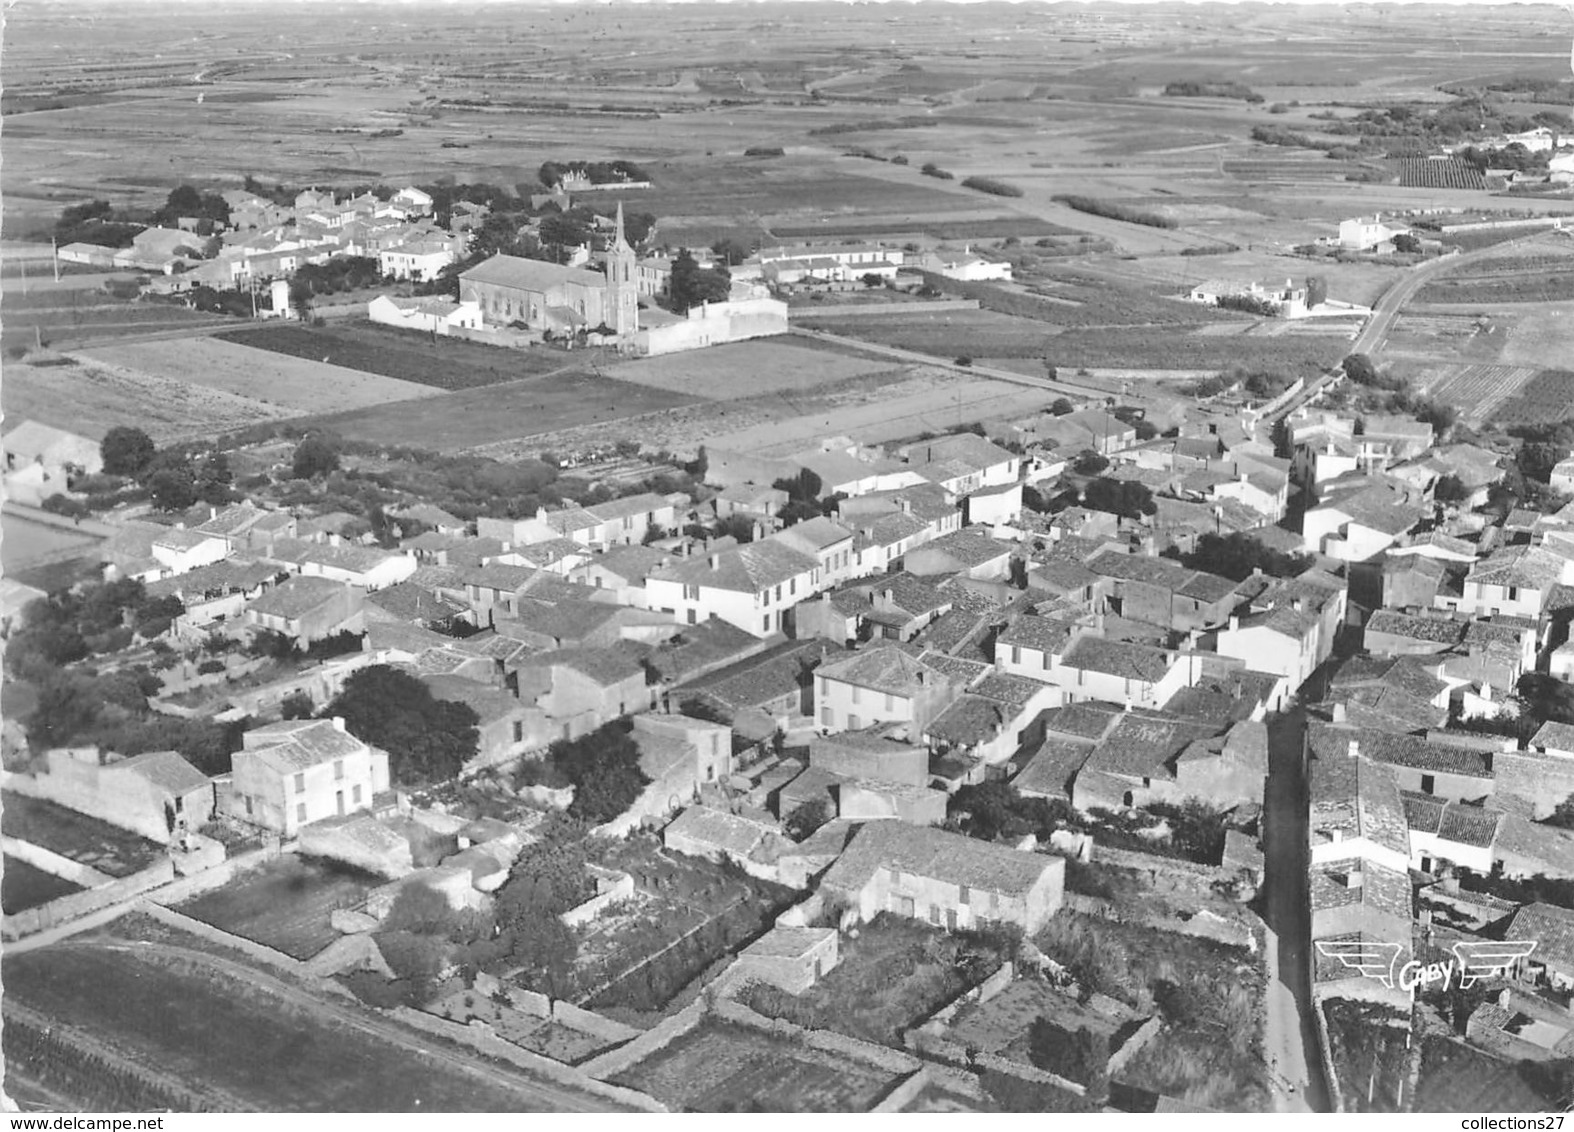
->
[603, 337, 897, 398]
[3, 356, 293, 444]
[77, 337, 441, 415]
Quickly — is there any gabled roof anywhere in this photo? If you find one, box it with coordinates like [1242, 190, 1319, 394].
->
[1468, 545, 1567, 590]
[909, 528, 1011, 567]
[366, 582, 466, 623]
[817, 643, 953, 696]
[998, 614, 1078, 655]
[1509, 903, 1574, 971]
[247, 575, 350, 620]
[111, 750, 210, 796]
[1364, 610, 1464, 646]
[459, 252, 605, 292]
[243, 719, 368, 774]
[518, 646, 644, 686]
[650, 540, 818, 593]
[1060, 636, 1176, 685]
[820, 820, 1057, 898]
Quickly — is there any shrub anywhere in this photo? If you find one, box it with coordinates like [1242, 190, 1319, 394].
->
[1052, 195, 1177, 229]
[920, 162, 955, 180]
[961, 175, 1024, 198]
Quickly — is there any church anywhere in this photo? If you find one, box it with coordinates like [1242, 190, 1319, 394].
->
[458, 204, 640, 337]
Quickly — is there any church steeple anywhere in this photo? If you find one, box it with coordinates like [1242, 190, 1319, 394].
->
[604, 201, 639, 336]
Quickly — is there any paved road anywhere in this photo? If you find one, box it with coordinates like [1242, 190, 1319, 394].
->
[1351, 234, 1548, 358]
[1262, 707, 1330, 1113]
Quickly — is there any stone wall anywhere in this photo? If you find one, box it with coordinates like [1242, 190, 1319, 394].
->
[387, 1006, 666, 1111]
[2, 834, 114, 888]
[2, 858, 175, 940]
[552, 999, 642, 1044]
[576, 997, 709, 1081]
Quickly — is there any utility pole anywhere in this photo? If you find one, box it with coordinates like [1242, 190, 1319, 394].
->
[51, 237, 60, 282]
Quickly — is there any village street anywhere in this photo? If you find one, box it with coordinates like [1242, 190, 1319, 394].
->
[1262, 707, 1329, 1113]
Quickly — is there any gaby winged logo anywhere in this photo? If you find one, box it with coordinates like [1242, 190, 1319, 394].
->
[1315, 939, 1537, 993]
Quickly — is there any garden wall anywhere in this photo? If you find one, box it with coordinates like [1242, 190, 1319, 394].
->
[552, 1000, 642, 1044]
[134, 901, 361, 999]
[786, 299, 981, 319]
[871, 1069, 932, 1113]
[576, 997, 708, 1081]
[709, 998, 923, 1076]
[2, 859, 174, 940]
[387, 1006, 666, 1112]
[1313, 999, 1345, 1114]
[1, 834, 114, 888]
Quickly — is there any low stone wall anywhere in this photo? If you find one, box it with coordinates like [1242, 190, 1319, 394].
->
[1065, 891, 1259, 951]
[474, 971, 551, 1019]
[388, 1006, 666, 1112]
[974, 1050, 1088, 1095]
[710, 998, 922, 1077]
[2, 834, 115, 888]
[552, 999, 642, 1044]
[1313, 998, 1345, 1114]
[576, 997, 708, 1081]
[788, 298, 981, 319]
[135, 901, 362, 999]
[871, 1068, 931, 1113]
[2, 858, 175, 940]
[1106, 1014, 1163, 1077]
[561, 869, 635, 928]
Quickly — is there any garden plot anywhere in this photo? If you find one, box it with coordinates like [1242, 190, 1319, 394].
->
[1420, 365, 1539, 426]
[78, 336, 440, 415]
[427, 991, 619, 1065]
[612, 1018, 900, 1112]
[1490, 369, 1574, 427]
[1500, 307, 1574, 370]
[176, 855, 380, 961]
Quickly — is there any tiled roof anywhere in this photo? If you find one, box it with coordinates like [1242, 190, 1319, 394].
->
[970, 672, 1046, 708]
[1510, 903, 1574, 971]
[911, 528, 1011, 568]
[925, 695, 1009, 747]
[244, 719, 368, 774]
[458, 563, 541, 592]
[916, 651, 992, 684]
[366, 582, 466, 623]
[769, 517, 855, 554]
[247, 575, 350, 620]
[650, 540, 817, 593]
[112, 750, 210, 795]
[520, 646, 644, 686]
[587, 492, 674, 524]
[1012, 739, 1093, 798]
[820, 820, 1056, 898]
[663, 805, 781, 857]
[1364, 610, 1464, 646]
[679, 638, 841, 709]
[818, 644, 953, 696]
[1307, 736, 1411, 857]
[1083, 712, 1220, 780]
[1060, 636, 1175, 684]
[1163, 670, 1282, 724]
[1468, 545, 1567, 590]
[998, 614, 1078, 655]
[1533, 720, 1574, 753]
[146, 558, 278, 599]
[460, 252, 606, 292]
[1309, 858, 1412, 921]
[1041, 702, 1124, 741]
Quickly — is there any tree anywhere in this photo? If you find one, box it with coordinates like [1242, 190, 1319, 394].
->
[1394, 233, 1423, 254]
[1342, 353, 1381, 386]
[669, 249, 731, 313]
[326, 665, 480, 786]
[1305, 275, 1328, 308]
[1434, 474, 1470, 504]
[1178, 531, 1314, 582]
[280, 690, 315, 720]
[292, 433, 341, 479]
[711, 238, 751, 266]
[1071, 450, 1108, 476]
[147, 465, 198, 512]
[101, 426, 156, 478]
[1082, 477, 1155, 521]
[1050, 398, 1075, 416]
[784, 798, 831, 842]
[544, 721, 652, 825]
[1028, 1018, 1108, 1088]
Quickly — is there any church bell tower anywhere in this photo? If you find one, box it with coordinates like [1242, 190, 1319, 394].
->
[605, 202, 639, 336]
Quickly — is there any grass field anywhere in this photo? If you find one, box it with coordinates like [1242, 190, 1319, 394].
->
[1417, 273, 1574, 305]
[0, 510, 106, 572]
[218, 322, 597, 391]
[1500, 307, 1574, 369]
[0, 303, 227, 353]
[797, 308, 1065, 358]
[2, 938, 577, 1111]
[177, 855, 380, 961]
[1, 855, 84, 914]
[612, 1018, 899, 1112]
[78, 337, 440, 415]
[607, 338, 896, 398]
[0, 793, 165, 879]
[2, 357, 293, 444]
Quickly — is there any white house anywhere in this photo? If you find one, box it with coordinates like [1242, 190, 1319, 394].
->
[921, 247, 1012, 282]
[391, 186, 436, 216]
[378, 234, 462, 282]
[647, 541, 820, 637]
[1338, 214, 1410, 252]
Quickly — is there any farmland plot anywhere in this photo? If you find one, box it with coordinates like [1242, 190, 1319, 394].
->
[1501, 308, 1574, 369]
[2, 357, 292, 444]
[1491, 370, 1574, 427]
[605, 338, 894, 398]
[78, 337, 440, 415]
[1422, 365, 1539, 425]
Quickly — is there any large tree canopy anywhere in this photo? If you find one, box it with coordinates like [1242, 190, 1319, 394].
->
[325, 665, 479, 786]
[668, 249, 731, 313]
[100, 426, 156, 478]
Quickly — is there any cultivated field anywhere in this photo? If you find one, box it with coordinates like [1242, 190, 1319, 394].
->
[177, 856, 380, 961]
[1, 855, 83, 914]
[77, 337, 441, 416]
[1499, 307, 1574, 370]
[304, 369, 701, 454]
[0, 301, 228, 354]
[1491, 370, 1574, 427]
[2, 932, 590, 1111]
[2, 356, 293, 444]
[219, 322, 597, 391]
[1411, 364, 1540, 426]
[604, 338, 896, 398]
[612, 1018, 899, 1112]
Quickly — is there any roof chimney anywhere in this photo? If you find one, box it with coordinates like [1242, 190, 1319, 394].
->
[1347, 738, 1359, 760]
[1292, 597, 1304, 613]
[332, 716, 346, 732]
[708, 553, 720, 570]
[1228, 615, 1239, 633]
[1331, 702, 1347, 723]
